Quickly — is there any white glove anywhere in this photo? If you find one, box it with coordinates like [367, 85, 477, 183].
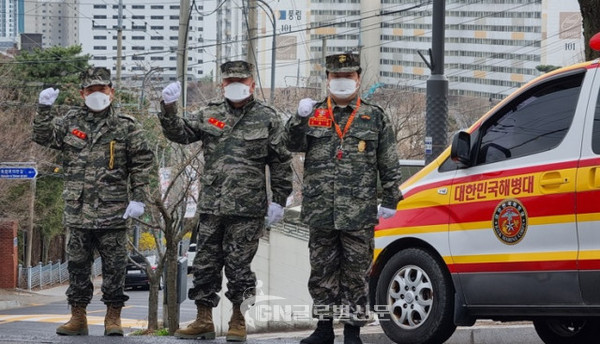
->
[39, 87, 60, 106]
[123, 201, 145, 219]
[266, 202, 284, 226]
[378, 206, 396, 219]
[162, 81, 181, 104]
[297, 98, 317, 117]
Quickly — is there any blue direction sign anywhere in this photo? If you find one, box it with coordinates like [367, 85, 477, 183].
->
[0, 167, 38, 179]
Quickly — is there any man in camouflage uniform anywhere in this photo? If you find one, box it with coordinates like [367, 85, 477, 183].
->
[157, 60, 292, 342]
[284, 53, 402, 344]
[32, 67, 155, 337]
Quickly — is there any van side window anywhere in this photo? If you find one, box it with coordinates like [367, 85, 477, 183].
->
[592, 87, 600, 154]
[476, 72, 584, 165]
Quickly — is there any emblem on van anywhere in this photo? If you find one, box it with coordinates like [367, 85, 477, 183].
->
[492, 199, 528, 245]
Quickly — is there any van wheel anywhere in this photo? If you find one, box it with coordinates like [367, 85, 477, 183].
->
[533, 318, 600, 344]
[375, 248, 456, 344]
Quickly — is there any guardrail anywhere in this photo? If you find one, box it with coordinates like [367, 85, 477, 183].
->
[17, 257, 102, 290]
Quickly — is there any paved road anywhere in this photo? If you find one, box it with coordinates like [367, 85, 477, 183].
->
[0, 277, 544, 344]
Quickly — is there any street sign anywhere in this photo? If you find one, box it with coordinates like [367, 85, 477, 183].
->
[0, 167, 38, 179]
[425, 136, 433, 155]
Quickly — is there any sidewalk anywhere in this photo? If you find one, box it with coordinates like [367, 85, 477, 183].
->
[0, 277, 103, 310]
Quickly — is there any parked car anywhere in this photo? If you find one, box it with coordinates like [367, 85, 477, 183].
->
[371, 56, 600, 344]
[186, 243, 197, 273]
[124, 254, 161, 290]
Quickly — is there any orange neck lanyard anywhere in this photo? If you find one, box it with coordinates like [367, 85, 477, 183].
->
[327, 96, 361, 159]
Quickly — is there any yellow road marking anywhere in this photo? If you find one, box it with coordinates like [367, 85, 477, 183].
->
[0, 314, 147, 328]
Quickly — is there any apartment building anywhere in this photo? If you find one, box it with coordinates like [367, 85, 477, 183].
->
[18, 0, 585, 100]
[23, 0, 77, 49]
[304, 0, 583, 100]
[76, 0, 215, 83]
[0, 0, 22, 48]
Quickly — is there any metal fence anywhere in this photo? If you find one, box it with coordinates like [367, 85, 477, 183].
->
[18, 257, 102, 290]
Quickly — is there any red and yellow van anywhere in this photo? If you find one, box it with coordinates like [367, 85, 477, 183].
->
[371, 58, 600, 344]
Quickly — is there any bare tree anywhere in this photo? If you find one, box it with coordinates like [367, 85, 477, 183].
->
[579, 0, 600, 60]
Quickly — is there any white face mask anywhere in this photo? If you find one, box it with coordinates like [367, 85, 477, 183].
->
[328, 78, 359, 98]
[223, 82, 252, 102]
[85, 91, 111, 112]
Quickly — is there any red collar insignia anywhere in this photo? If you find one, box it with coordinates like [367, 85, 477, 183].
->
[208, 117, 225, 129]
[71, 129, 87, 140]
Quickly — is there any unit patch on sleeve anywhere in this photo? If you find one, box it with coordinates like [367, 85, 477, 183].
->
[492, 199, 528, 245]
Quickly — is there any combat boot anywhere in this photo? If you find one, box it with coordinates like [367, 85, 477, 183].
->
[226, 304, 247, 342]
[104, 304, 124, 336]
[343, 324, 362, 344]
[56, 304, 88, 336]
[300, 320, 334, 344]
[174, 304, 216, 339]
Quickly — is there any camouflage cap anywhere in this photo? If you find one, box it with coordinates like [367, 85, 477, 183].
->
[80, 67, 112, 88]
[221, 60, 254, 79]
[326, 53, 360, 73]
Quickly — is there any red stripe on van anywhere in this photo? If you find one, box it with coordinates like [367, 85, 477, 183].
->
[377, 193, 575, 230]
[402, 160, 579, 199]
[448, 260, 577, 273]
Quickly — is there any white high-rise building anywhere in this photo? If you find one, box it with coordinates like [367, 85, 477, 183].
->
[23, 0, 77, 49]
[301, 0, 585, 100]
[377, 0, 584, 100]
[22, 0, 586, 101]
[77, 0, 213, 83]
[0, 0, 21, 48]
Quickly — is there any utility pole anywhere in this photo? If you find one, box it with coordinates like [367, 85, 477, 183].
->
[246, 0, 257, 67]
[216, 4, 222, 82]
[177, 0, 191, 117]
[321, 37, 327, 97]
[255, 0, 276, 104]
[116, 0, 123, 89]
[422, 0, 448, 164]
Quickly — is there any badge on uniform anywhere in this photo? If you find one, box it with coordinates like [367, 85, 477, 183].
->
[71, 128, 87, 140]
[358, 140, 366, 152]
[208, 117, 225, 129]
[308, 108, 332, 128]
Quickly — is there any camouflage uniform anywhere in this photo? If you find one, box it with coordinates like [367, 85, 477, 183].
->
[284, 53, 402, 325]
[157, 61, 292, 307]
[32, 67, 155, 307]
